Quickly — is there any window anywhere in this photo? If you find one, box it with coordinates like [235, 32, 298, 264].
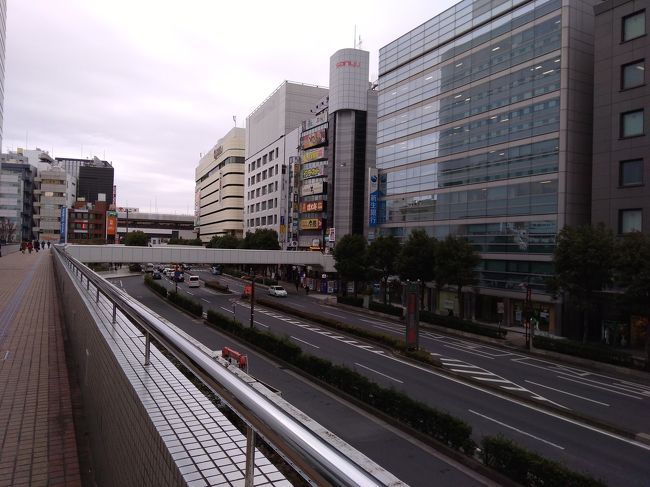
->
[622, 60, 645, 89]
[269, 150, 274, 161]
[621, 109, 644, 137]
[262, 170, 267, 180]
[261, 201, 266, 210]
[263, 155, 267, 164]
[256, 174, 261, 183]
[620, 159, 644, 186]
[256, 203, 260, 211]
[256, 188, 260, 197]
[619, 209, 642, 233]
[276, 148, 279, 158]
[623, 11, 645, 42]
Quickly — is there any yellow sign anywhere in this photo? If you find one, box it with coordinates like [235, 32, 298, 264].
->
[299, 218, 322, 230]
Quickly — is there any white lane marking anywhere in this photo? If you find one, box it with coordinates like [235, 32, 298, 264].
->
[219, 306, 231, 313]
[361, 318, 393, 325]
[452, 369, 496, 375]
[288, 321, 301, 325]
[119, 280, 123, 287]
[186, 291, 194, 295]
[525, 380, 610, 407]
[444, 363, 479, 368]
[291, 336, 320, 349]
[377, 353, 650, 451]
[469, 410, 565, 450]
[254, 321, 269, 328]
[474, 377, 510, 383]
[201, 298, 210, 303]
[322, 311, 347, 319]
[2, 351, 8, 360]
[354, 363, 403, 384]
[290, 303, 305, 308]
[442, 344, 495, 359]
[558, 376, 644, 399]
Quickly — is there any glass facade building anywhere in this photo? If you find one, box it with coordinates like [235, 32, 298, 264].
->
[376, 0, 598, 333]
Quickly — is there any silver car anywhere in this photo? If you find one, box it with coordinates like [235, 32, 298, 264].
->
[268, 285, 288, 297]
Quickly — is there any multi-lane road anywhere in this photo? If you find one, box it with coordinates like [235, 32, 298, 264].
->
[117, 271, 650, 486]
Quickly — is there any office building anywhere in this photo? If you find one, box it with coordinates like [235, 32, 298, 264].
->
[33, 165, 77, 243]
[195, 128, 246, 242]
[56, 156, 114, 204]
[0, 151, 35, 242]
[67, 200, 110, 244]
[245, 81, 328, 247]
[376, 0, 598, 334]
[0, 0, 6, 151]
[592, 0, 650, 235]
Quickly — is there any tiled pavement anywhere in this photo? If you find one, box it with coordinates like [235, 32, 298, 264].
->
[0, 249, 81, 487]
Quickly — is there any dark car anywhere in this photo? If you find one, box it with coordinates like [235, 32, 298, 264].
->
[211, 265, 222, 275]
[152, 270, 162, 280]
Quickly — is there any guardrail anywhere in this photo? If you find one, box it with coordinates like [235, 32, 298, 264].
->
[53, 245, 399, 487]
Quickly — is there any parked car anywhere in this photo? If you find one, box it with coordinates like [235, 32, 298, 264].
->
[268, 285, 288, 297]
[145, 263, 155, 273]
[188, 275, 200, 288]
[152, 270, 162, 280]
[174, 272, 184, 283]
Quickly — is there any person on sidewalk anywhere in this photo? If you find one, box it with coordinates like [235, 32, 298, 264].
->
[304, 284, 310, 295]
[47, 241, 51, 249]
[27, 241, 33, 254]
[34, 240, 40, 252]
[20, 242, 26, 254]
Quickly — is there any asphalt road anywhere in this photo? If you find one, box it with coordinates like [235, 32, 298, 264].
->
[124, 272, 650, 486]
[116, 275, 495, 487]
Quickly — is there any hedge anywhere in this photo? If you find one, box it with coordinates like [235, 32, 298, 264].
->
[205, 309, 475, 453]
[167, 291, 203, 317]
[533, 335, 642, 369]
[420, 311, 507, 339]
[144, 275, 168, 298]
[482, 436, 607, 486]
[369, 301, 403, 317]
[204, 280, 231, 293]
[337, 296, 363, 307]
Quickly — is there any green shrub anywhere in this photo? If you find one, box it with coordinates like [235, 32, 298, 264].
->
[369, 301, 403, 317]
[533, 335, 641, 369]
[144, 275, 167, 298]
[482, 436, 607, 486]
[337, 296, 363, 307]
[204, 280, 230, 293]
[129, 263, 142, 272]
[168, 291, 203, 317]
[205, 308, 475, 453]
[420, 311, 506, 339]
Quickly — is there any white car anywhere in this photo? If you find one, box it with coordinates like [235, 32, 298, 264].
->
[268, 285, 288, 297]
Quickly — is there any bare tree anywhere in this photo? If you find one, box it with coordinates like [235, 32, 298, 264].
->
[0, 218, 17, 243]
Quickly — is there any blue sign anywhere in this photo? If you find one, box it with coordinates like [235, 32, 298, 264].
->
[59, 206, 67, 244]
[369, 191, 378, 227]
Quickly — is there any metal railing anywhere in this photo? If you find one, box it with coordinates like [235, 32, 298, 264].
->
[53, 246, 397, 487]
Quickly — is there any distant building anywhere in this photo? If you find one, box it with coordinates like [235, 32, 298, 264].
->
[33, 165, 77, 243]
[67, 200, 110, 244]
[592, 0, 650, 235]
[245, 81, 328, 247]
[56, 156, 114, 204]
[116, 211, 195, 245]
[0, 150, 36, 242]
[195, 128, 246, 242]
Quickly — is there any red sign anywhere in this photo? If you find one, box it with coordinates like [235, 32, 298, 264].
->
[336, 60, 361, 68]
[302, 129, 327, 149]
[300, 200, 324, 213]
[106, 215, 117, 236]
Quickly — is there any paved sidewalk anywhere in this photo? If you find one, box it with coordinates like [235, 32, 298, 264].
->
[0, 249, 81, 486]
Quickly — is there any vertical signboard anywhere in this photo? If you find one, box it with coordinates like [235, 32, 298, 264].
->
[59, 206, 67, 244]
[368, 168, 379, 228]
[405, 282, 420, 350]
[106, 210, 117, 236]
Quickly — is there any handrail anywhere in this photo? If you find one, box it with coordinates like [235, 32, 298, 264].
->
[53, 246, 397, 487]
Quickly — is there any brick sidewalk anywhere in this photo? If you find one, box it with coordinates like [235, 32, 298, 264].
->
[0, 249, 81, 486]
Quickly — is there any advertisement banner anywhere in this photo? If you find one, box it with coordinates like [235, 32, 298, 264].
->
[368, 168, 379, 228]
[302, 129, 327, 149]
[302, 180, 324, 196]
[300, 200, 324, 213]
[304, 112, 328, 130]
[59, 207, 67, 244]
[299, 218, 323, 230]
[302, 166, 324, 180]
[106, 211, 117, 236]
[301, 147, 326, 164]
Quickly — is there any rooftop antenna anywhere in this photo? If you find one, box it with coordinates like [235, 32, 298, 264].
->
[233, 115, 237, 127]
[358, 35, 363, 50]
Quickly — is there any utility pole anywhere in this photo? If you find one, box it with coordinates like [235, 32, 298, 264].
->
[249, 267, 255, 328]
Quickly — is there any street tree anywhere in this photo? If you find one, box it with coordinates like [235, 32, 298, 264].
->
[241, 229, 280, 250]
[435, 235, 480, 319]
[548, 223, 615, 343]
[207, 234, 241, 249]
[0, 218, 17, 243]
[367, 235, 401, 304]
[396, 229, 436, 309]
[123, 230, 148, 247]
[615, 231, 650, 360]
[333, 234, 368, 297]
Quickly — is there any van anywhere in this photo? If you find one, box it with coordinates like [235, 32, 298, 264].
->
[145, 263, 154, 273]
[188, 275, 200, 288]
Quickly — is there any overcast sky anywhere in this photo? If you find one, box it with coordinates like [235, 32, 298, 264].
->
[3, 0, 455, 214]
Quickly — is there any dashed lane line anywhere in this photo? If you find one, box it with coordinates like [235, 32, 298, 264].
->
[469, 410, 565, 450]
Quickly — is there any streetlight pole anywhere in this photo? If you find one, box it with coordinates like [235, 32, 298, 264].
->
[249, 267, 255, 328]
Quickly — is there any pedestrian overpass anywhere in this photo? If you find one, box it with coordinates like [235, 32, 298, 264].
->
[63, 244, 336, 273]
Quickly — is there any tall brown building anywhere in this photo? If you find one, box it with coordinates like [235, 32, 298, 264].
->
[592, 0, 650, 235]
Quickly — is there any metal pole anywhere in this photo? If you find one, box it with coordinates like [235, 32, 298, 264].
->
[250, 268, 255, 328]
[112, 303, 117, 324]
[245, 427, 256, 487]
[144, 332, 151, 365]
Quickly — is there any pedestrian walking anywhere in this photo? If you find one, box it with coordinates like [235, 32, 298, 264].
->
[34, 241, 40, 252]
[41, 241, 45, 249]
[27, 241, 33, 254]
[47, 241, 51, 249]
[20, 242, 26, 254]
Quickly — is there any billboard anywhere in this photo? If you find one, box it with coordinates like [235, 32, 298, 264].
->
[302, 129, 327, 149]
[300, 200, 324, 213]
[302, 165, 324, 180]
[106, 211, 117, 236]
[301, 180, 324, 196]
[59, 207, 67, 244]
[299, 218, 323, 230]
[303, 112, 328, 130]
[368, 168, 379, 228]
[301, 147, 326, 164]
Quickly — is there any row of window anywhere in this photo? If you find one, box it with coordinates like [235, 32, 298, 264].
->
[247, 198, 278, 214]
[248, 148, 279, 172]
[383, 138, 559, 195]
[247, 214, 278, 228]
[198, 156, 244, 183]
[378, 56, 561, 144]
[248, 181, 279, 200]
[379, 15, 562, 118]
[378, 98, 560, 169]
[248, 164, 279, 186]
